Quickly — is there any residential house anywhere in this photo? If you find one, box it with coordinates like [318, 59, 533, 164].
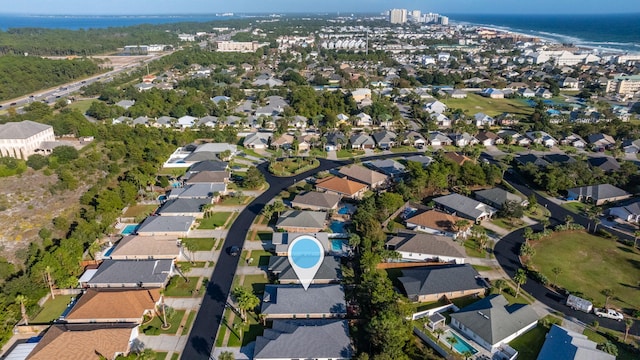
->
[156, 198, 211, 218]
[185, 171, 229, 185]
[623, 139, 640, 154]
[253, 320, 353, 360]
[324, 131, 346, 151]
[496, 113, 520, 126]
[432, 113, 452, 128]
[271, 134, 295, 150]
[86, 259, 174, 288]
[64, 288, 160, 323]
[136, 216, 195, 237]
[449, 132, 478, 147]
[405, 209, 470, 239]
[316, 176, 368, 200]
[474, 113, 496, 128]
[560, 133, 587, 148]
[291, 191, 341, 211]
[365, 159, 406, 178]
[518, 88, 536, 97]
[268, 256, 341, 284]
[481, 88, 505, 99]
[474, 188, 526, 209]
[168, 183, 227, 199]
[177, 115, 197, 129]
[537, 324, 615, 360]
[336, 113, 350, 124]
[403, 131, 426, 148]
[354, 112, 373, 127]
[608, 200, 640, 223]
[566, 184, 631, 205]
[587, 157, 620, 173]
[115, 99, 135, 109]
[261, 284, 346, 319]
[449, 89, 468, 99]
[372, 130, 397, 149]
[351, 88, 372, 103]
[587, 133, 616, 150]
[450, 294, 538, 352]
[427, 131, 453, 146]
[243, 132, 271, 149]
[515, 154, 550, 167]
[109, 235, 182, 260]
[433, 193, 497, 222]
[399, 264, 487, 302]
[536, 88, 553, 98]
[338, 164, 389, 189]
[271, 232, 330, 256]
[0, 120, 56, 160]
[526, 131, 557, 147]
[349, 133, 375, 149]
[561, 77, 580, 90]
[498, 130, 530, 146]
[253, 75, 284, 87]
[276, 210, 327, 233]
[26, 324, 137, 360]
[385, 231, 467, 264]
[443, 152, 471, 166]
[424, 100, 448, 114]
[405, 155, 433, 168]
[476, 131, 503, 146]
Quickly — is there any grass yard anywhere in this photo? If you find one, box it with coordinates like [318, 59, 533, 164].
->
[509, 316, 562, 360]
[67, 98, 95, 114]
[336, 149, 365, 158]
[463, 238, 486, 258]
[226, 311, 264, 347]
[442, 93, 534, 117]
[218, 195, 252, 206]
[561, 201, 587, 215]
[122, 204, 157, 218]
[530, 231, 640, 309]
[31, 295, 74, 324]
[158, 167, 188, 177]
[198, 212, 232, 229]
[242, 249, 272, 266]
[241, 274, 268, 295]
[181, 238, 216, 251]
[309, 148, 327, 158]
[141, 310, 185, 335]
[390, 145, 416, 153]
[164, 276, 200, 297]
[583, 328, 639, 360]
[472, 264, 495, 272]
[268, 157, 320, 176]
[257, 231, 273, 241]
[183, 310, 197, 333]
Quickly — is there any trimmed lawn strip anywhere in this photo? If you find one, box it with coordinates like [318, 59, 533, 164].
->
[244, 249, 272, 267]
[183, 310, 197, 333]
[123, 204, 158, 218]
[218, 195, 252, 206]
[31, 294, 74, 324]
[178, 261, 206, 268]
[215, 309, 231, 347]
[164, 276, 200, 297]
[463, 238, 486, 258]
[181, 238, 216, 251]
[509, 315, 562, 360]
[141, 310, 185, 335]
[561, 201, 587, 215]
[241, 274, 268, 295]
[441, 93, 534, 117]
[198, 212, 232, 229]
[336, 149, 365, 158]
[530, 231, 640, 309]
[225, 211, 239, 229]
[471, 264, 495, 272]
[171, 354, 180, 360]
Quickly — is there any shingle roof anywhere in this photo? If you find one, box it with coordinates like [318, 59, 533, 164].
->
[27, 324, 136, 360]
[185, 171, 229, 184]
[157, 198, 211, 215]
[168, 183, 226, 199]
[253, 320, 353, 360]
[386, 231, 466, 259]
[537, 324, 615, 360]
[443, 152, 471, 165]
[399, 264, 486, 298]
[65, 289, 160, 321]
[0, 120, 51, 139]
[405, 209, 466, 233]
[183, 151, 218, 162]
[291, 191, 341, 210]
[338, 164, 389, 186]
[516, 154, 549, 167]
[268, 256, 341, 282]
[276, 210, 326, 230]
[137, 216, 195, 234]
[365, 159, 406, 176]
[474, 188, 523, 207]
[261, 284, 346, 316]
[87, 259, 173, 287]
[567, 184, 629, 201]
[271, 232, 330, 254]
[450, 295, 538, 346]
[186, 160, 228, 173]
[110, 235, 181, 259]
[587, 157, 620, 172]
[316, 176, 367, 196]
[434, 193, 497, 220]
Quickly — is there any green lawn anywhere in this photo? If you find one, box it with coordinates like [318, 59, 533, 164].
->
[177, 261, 207, 268]
[181, 238, 216, 251]
[336, 149, 365, 158]
[241, 274, 268, 295]
[67, 98, 95, 114]
[268, 157, 320, 176]
[141, 310, 185, 335]
[583, 328, 639, 360]
[218, 195, 252, 206]
[158, 167, 188, 177]
[256, 231, 273, 241]
[561, 201, 587, 215]
[530, 231, 640, 309]
[31, 295, 74, 324]
[198, 212, 232, 229]
[463, 238, 486, 258]
[509, 316, 562, 360]
[241, 249, 271, 267]
[227, 311, 264, 347]
[390, 146, 416, 153]
[309, 148, 327, 158]
[225, 212, 239, 229]
[471, 264, 495, 272]
[183, 310, 197, 333]
[164, 276, 200, 297]
[442, 93, 534, 117]
[122, 204, 157, 218]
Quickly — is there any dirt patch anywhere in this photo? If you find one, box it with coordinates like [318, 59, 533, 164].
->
[0, 169, 89, 264]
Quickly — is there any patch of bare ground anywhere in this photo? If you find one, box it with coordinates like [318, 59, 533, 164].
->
[0, 169, 90, 264]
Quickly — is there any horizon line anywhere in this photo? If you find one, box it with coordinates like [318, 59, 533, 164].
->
[1, 12, 639, 16]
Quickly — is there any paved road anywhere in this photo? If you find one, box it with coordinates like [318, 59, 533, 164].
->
[496, 170, 640, 336]
[181, 152, 421, 360]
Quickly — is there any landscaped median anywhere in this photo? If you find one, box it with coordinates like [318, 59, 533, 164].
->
[268, 157, 319, 176]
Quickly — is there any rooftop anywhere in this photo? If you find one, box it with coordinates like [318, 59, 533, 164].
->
[65, 289, 160, 321]
[291, 191, 341, 210]
[399, 264, 486, 298]
[386, 231, 466, 259]
[276, 210, 327, 230]
[261, 284, 346, 317]
[316, 176, 368, 196]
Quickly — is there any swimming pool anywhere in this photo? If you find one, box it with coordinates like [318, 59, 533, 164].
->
[158, 195, 167, 202]
[103, 246, 115, 258]
[329, 220, 346, 233]
[120, 224, 138, 235]
[338, 206, 349, 215]
[445, 331, 478, 355]
[331, 239, 346, 252]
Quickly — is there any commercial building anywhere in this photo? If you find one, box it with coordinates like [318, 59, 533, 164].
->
[389, 9, 408, 24]
[0, 120, 55, 159]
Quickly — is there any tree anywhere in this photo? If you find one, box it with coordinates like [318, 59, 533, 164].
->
[514, 269, 527, 298]
[494, 279, 507, 293]
[181, 238, 198, 264]
[219, 351, 235, 360]
[231, 286, 259, 323]
[434, 327, 445, 340]
[16, 295, 28, 325]
[634, 230, 640, 250]
[51, 145, 79, 163]
[462, 350, 474, 360]
[601, 288, 614, 308]
[499, 200, 525, 220]
[552, 267, 562, 287]
[243, 166, 265, 189]
[624, 318, 634, 342]
[598, 340, 618, 356]
[523, 227, 534, 241]
[454, 219, 470, 232]
[446, 335, 458, 350]
[26, 154, 48, 170]
[564, 215, 574, 227]
[44, 266, 55, 299]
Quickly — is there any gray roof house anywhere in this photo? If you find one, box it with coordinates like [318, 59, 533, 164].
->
[566, 184, 631, 206]
[609, 200, 640, 223]
[587, 157, 620, 172]
[433, 193, 497, 222]
[253, 320, 353, 360]
[349, 133, 375, 149]
[185, 160, 228, 177]
[168, 183, 227, 199]
[427, 131, 453, 146]
[365, 159, 406, 178]
[268, 256, 341, 284]
[136, 216, 195, 237]
[156, 198, 211, 218]
[261, 284, 346, 319]
[276, 211, 327, 232]
[474, 188, 525, 209]
[450, 294, 538, 352]
[399, 264, 487, 302]
[243, 132, 271, 149]
[405, 155, 434, 168]
[291, 191, 341, 211]
[87, 259, 174, 288]
[372, 130, 397, 149]
[537, 324, 615, 360]
[385, 231, 467, 264]
[338, 164, 389, 189]
[271, 232, 331, 256]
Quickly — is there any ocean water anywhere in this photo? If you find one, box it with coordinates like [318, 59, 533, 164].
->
[451, 13, 640, 53]
[0, 14, 239, 30]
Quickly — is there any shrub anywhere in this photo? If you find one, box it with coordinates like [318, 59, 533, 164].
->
[26, 154, 48, 170]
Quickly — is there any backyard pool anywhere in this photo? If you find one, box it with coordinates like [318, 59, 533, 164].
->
[103, 246, 115, 258]
[338, 206, 350, 215]
[329, 220, 346, 233]
[445, 331, 478, 355]
[331, 239, 346, 252]
[158, 195, 167, 202]
[120, 224, 138, 235]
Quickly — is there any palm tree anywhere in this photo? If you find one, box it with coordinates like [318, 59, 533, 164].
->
[44, 266, 55, 299]
[552, 267, 562, 287]
[219, 351, 235, 360]
[232, 287, 259, 323]
[624, 318, 634, 342]
[601, 288, 614, 308]
[564, 215, 574, 227]
[540, 217, 550, 232]
[16, 295, 28, 325]
[634, 230, 640, 250]
[514, 269, 527, 298]
[446, 335, 458, 350]
[88, 240, 101, 261]
[494, 279, 507, 293]
[462, 350, 474, 360]
[592, 218, 601, 233]
[158, 291, 169, 329]
[434, 327, 445, 340]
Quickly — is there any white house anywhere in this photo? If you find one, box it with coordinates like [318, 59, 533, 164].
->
[526, 131, 557, 148]
[424, 100, 448, 114]
[0, 120, 56, 160]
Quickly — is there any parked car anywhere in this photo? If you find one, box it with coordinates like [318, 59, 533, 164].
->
[594, 308, 624, 321]
[566, 294, 593, 313]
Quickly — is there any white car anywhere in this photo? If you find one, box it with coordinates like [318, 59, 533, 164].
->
[594, 308, 624, 321]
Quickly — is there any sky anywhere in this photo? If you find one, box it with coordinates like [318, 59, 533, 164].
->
[2, 0, 639, 15]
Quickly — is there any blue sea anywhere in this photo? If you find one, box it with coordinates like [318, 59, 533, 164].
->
[451, 13, 640, 53]
[0, 14, 240, 31]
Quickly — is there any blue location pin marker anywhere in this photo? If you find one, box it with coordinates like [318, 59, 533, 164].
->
[287, 235, 325, 290]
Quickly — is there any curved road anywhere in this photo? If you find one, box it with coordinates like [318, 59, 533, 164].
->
[181, 152, 420, 360]
[496, 171, 640, 336]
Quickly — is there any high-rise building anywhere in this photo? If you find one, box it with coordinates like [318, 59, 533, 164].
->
[389, 9, 408, 24]
[410, 10, 421, 22]
[440, 16, 449, 25]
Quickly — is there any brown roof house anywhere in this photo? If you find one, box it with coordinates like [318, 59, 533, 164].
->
[399, 264, 487, 302]
[315, 176, 368, 200]
[385, 231, 467, 264]
[276, 211, 327, 233]
[64, 288, 161, 323]
[443, 152, 471, 166]
[405, 209, 471, 239]
[338, 164, 389, 189]
[291, 191, 341, 211]
[109, 235, 183, 260]
[26, 323, 137, 360]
